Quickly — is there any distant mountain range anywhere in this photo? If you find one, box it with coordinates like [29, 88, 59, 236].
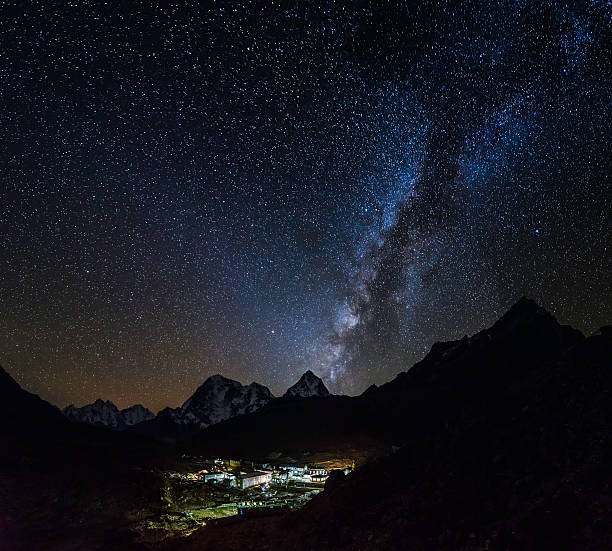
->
[4, 297, 608, 454]
[59, 369, 331, 433]
[63, 400, 155, 429]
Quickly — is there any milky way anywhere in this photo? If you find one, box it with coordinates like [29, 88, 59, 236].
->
[1, 1, 610, 409]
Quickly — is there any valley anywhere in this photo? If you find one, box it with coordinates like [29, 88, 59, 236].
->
[135, 455, 353, 543]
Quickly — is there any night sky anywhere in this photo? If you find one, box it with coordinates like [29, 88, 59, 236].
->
[1, 1, 610, 412]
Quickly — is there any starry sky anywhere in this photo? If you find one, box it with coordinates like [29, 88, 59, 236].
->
[1, 1, 610, 412]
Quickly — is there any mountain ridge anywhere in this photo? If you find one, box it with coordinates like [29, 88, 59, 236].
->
[186, 297, 595, 459]
[63, 399, 155, 430]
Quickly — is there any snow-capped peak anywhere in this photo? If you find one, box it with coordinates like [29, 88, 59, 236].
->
[164, 374, 274, 429]
[63, 399, 154, 429]
[284, 370, 331, 398]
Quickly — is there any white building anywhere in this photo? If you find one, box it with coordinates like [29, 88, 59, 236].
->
[239, 471, 272, 489]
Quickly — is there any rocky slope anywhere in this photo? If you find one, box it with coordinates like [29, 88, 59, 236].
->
[136, 375, 274, 439]
[284, 370, 331, 398]
[0, 364, 66, 438]
[63, 399, 154, 430]
[179, 375, 273, 427]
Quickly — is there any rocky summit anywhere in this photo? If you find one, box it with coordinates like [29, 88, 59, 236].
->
[156, 374, 274, 429]
[284, 370, 331, 398]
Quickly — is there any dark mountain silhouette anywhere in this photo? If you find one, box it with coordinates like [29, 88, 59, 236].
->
[0, 365, 170, 551]
[0, 364, 68, 444]
[159, 300, 612, 550]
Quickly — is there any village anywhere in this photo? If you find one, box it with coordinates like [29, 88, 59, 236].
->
[149, 455, 355, 534]
[169, 456, 348, 489]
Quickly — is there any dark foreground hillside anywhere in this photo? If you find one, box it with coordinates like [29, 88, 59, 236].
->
[161, 300, 612, 550]
[0, 365, 174, 551]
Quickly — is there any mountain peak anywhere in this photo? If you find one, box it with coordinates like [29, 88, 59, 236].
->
[92, 397, 115, 408]
[506, 296, 545, 317]
[196, 374, 238, 390]
[379, 296, 584, 392]
[284, 370, 331, 398]
[175, 374, 274, 428]
[491, 297, 582, 347]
